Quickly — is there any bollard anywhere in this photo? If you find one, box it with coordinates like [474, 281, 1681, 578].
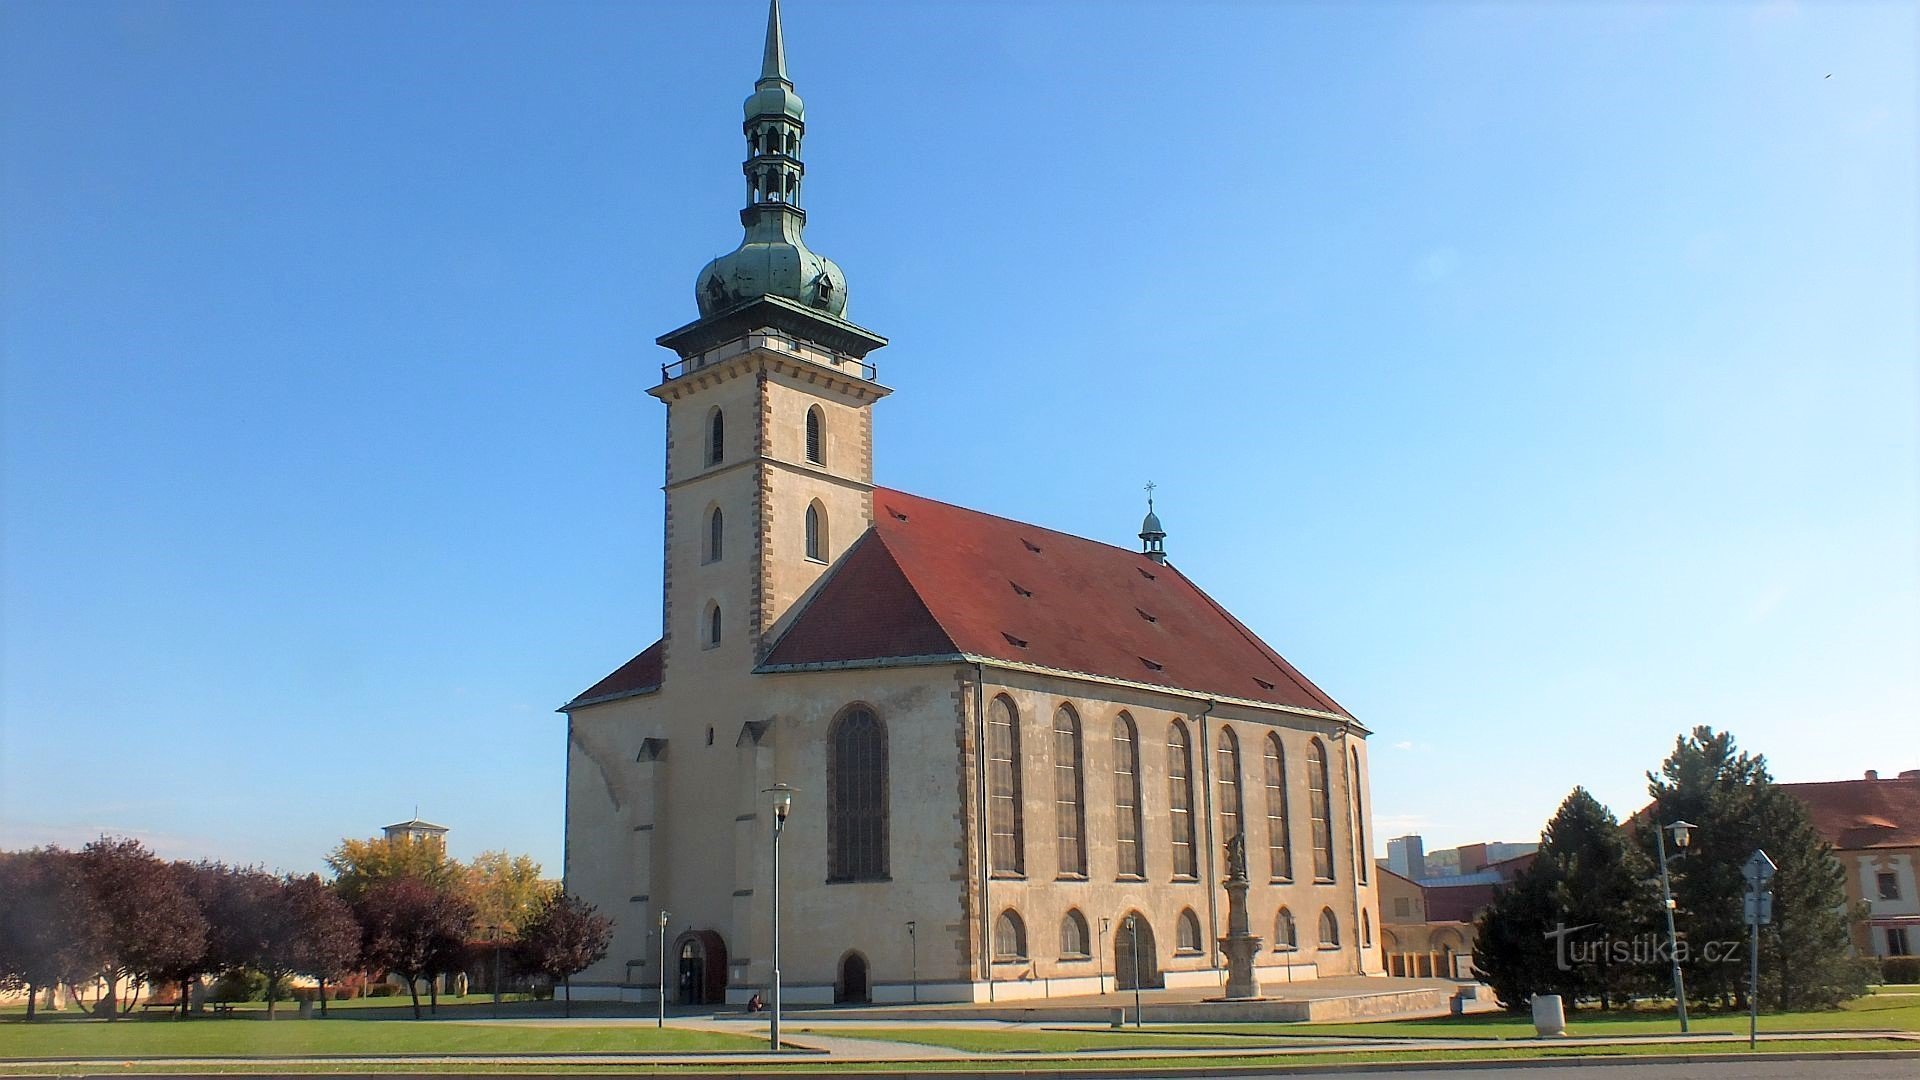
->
[1530, 994, 1565, 1037]
[298, 998, 315, 1020]
[1110, 1008, 1125, 1029]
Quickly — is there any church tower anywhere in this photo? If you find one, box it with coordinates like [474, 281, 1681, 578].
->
[650, 0, 890, 678]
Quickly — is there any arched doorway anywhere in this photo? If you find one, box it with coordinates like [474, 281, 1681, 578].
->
[1113, 912, 1162, 990]
[674, 930, 729, 1006]
[836, 952, 870, 1004]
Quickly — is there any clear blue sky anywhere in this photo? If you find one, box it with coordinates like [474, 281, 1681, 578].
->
[3, 1, 1914, 876]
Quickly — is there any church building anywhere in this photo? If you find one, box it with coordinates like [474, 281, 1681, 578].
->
[562, 1, 1382, 1004]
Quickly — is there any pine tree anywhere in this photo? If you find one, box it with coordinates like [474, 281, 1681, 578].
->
[1471, 856, 1562, 1011]
[1541, 787, 1659, 1009]
[1754, 784, 1869, 1008]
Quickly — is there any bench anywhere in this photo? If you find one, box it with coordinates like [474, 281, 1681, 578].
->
[211, 1003, 238, 1015]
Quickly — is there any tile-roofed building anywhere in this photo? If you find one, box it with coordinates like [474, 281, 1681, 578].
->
[558, 2, 1382, 1008]
[1781, 770, 1920, 959]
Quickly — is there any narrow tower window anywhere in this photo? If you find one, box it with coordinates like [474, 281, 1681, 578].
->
[1053, 704, 1086, 878]
[1308, 738, 1334, 882]
[1113, 712, 1144, 879]
[1168, 720, 1196, 879]
[805, 405, 825, 465]
[987, 695, 1025, 877]
[707, 506, 723, 563]
[707, 408, 725, 466]
[805, 502, 825, 561]
[705, 602, 722, 647]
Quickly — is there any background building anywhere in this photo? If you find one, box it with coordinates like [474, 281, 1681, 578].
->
[1781, 769, 1919, 959]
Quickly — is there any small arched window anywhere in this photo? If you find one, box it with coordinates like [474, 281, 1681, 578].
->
[1275, 907, 1298, 951]
[1053, 704, 1086, 878]
[1113, 713, 1144, 879]
[1168, 720, 1197, 878]
[993, 909, 1027, 962]
[706, 602, 722, 647]
[1307, 738, 1334, 882]
[1060, 910, 1090, 959]
[805, 502, 825, 561]
[707, 408, 725, 466]
[1264, 734, 1293, 882]
[987, 696, 1025, 876]
[805, 406, 825, 465]
[1351, 747, 1368, 885]
[1175, 909, 1203, 954]
[827, 705, 888, 881]
[707, 506, 723, 563]
[1217, 726, 1243, 848]
[1318, 908, 1340, 949]
[1362, 908, 1373, 948]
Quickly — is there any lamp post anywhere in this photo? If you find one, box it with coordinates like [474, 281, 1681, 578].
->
[656, 909, 670, 1028]
[764, 784, 796, 1052]
[486, 925, 501, 1020]
[1654, 819, 1697, 1034]
[1098, 918, 1111, 996]
[1125, 915, 1142, 1029]
[906, 921, 918, 1004]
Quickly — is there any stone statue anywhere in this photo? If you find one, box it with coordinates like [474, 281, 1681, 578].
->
[1225, 832, 1248, 883]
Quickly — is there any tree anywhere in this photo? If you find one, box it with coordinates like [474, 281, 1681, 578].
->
[286, 874, 360, 1017]
[511, 892, 612, 1018]
[1541, 787, 1659, 1009]
[355, 876, 472, 1020]
[1472, 856, 1562, 1011]
[77, 838, 207, 1016]
[1645, 726, 1867, 1010]
[464, 851, 549, 936]
[326, 835, 462, 904]
[0, 848, 105, 1021]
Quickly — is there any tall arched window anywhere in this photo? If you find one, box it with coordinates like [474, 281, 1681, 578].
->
[706, 408, 725, 466]
[1216, 726, 1243, 848]
[1052, 705, 1086, 877]
[805, 502, 824, 561]
[1274, 907, 1297, 951]
[1175, 909, 1203, 954]
[993, 909, 1026, 962]
[1113, 713, 1144, 879]
[706, 506, 723, 563]
[827, 706, 888, 881]
[1168, 720, 1197, 879]
[805, 406, 825, 465]
[1351, 747, 1368, 884]
[1307, 737, 1334, 882]
[987, 696, 1024, 877]
[1264, 734, 1293, 882]
[1318, 907, 1340, 949]
[1060, 910, 1090, 959]
[705, 602, 722, 647]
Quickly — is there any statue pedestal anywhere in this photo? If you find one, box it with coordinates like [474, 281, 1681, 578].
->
[1218, 877, 1263, 1000]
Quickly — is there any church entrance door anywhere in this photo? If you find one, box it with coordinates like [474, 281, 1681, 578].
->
[674, 931, 729, 1005]
[836, 952, 870, 1003]
[1114, 912, 1162, 990]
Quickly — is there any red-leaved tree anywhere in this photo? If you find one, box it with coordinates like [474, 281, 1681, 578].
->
[0, 848, 105, 1020]
[78, 838, 206, 1016]
[512, 891, 612, 1018]
[355, 876, 472, 1020]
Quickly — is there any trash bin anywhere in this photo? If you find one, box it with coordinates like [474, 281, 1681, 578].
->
[1530, 994, 1565, 1037]
[298, 998, 315, 1020]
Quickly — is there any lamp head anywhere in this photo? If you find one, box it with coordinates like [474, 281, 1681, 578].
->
[1668, 820, 1696, 849]
[770, 784, 796, 822]
[659, 909, 670, 928]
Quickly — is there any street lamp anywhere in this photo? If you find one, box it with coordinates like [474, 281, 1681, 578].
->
[1654, 819, 1698, 1033]
[1125, 915, 1142, 1029]
[763, 783, 797, 1052]
[906, 921, 918, 1004]
[657, 909, 670, 1029]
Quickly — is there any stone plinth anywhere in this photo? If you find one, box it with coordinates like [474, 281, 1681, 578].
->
[1219, 877, 1264, 999]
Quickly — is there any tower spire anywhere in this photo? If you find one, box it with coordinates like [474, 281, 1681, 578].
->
[761, 0, 789, 86]
[1140, 482, 1168, 564]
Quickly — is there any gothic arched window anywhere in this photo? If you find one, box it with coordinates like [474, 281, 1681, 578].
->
[1060, 910, 1090, 959]
[1362, 907, 1373, 948]
[1264, 734, 1293, 882]
[1053, 705, 1086, 878]
[707, 408, 725, 466]
[805, 406, 825, 465]
[993, 909, 1027, 962]
[1318, 907, 1341, 949]
[1217, 726, 1243, 848]
[1307, 737, 1334, 882]
[805, 502, 825, 561]
[1176, 909, 1203, 954]
[1168, 720, 1197, 879]
[1275, 907, 1298, 951]
[827, 705, 888, 881]
[1351, 747, 1369, 884]
[988, 695, 1025, 877]
[707, 506, 723, 563]
[1113, 712, 1144, 879]
[707, 602, 722, 647]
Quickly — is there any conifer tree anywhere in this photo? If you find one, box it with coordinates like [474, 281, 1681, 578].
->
[1471, 856, 1562, 1010]
[1541, 787, 1658, 1009]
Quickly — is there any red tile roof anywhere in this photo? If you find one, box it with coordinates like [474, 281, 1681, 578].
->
[761, 488, 1350, 716]
[1780, 775, 1920, 851]
[567, 639, 663, 708]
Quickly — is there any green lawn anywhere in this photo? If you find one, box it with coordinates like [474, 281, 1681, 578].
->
[0, 1017, 763, 1060]
[795, 1027, 1267, 1053]
[1150, 991, 1920, 1040]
